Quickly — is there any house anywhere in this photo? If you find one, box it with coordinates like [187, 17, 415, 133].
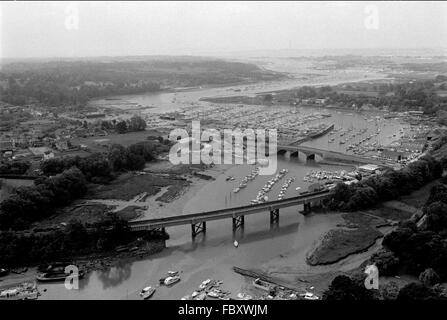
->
[358, 164, 381, 174]
[55, 139, 69, 151]
[29, 146, 54, 159]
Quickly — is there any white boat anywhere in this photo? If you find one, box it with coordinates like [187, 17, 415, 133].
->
[194, 292, 207, 300]
[301, 292, 320, 300]
[236, 292, 253, 300]
[199, 279, 212, 289]
[164, 276, 181, 286]
[140, 286, 156, 299]
[207, 290, 221, 298]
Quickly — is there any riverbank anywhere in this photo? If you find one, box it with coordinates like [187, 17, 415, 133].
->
[234, 179, 437, 298]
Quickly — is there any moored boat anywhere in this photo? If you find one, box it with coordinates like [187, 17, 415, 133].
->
[36, 270, 85, 282]
[140, 286, 156, 299]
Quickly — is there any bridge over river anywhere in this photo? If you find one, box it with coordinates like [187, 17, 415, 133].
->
[129, 190, 331, 239]
[276, 144, 393, 167]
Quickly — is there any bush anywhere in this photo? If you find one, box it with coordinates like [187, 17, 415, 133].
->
[368, 249, 400, 276]
[323, 275, 374, 300]
[419, 268, 441, 286]
[380, 281, 400, 300]
[397, 283, 442, 300]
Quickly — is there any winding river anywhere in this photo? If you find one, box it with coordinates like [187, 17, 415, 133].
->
[32, 73, 407, 299]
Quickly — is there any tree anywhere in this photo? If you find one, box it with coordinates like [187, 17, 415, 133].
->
[116, 120, 127, 134]
[419, 268, 441, 286]
[125, 153, 145, 171]
[368, 249, 400, 276]
[380, 281, 400, 300]
[128, 116, 146, 132]
[108, 144, 128, 172]
[397, 283, 441, 300]
[423, 201, 447, 232]
[323, 275, 373, 300]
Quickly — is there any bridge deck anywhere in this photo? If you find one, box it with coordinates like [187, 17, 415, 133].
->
[277, 145, 393, 166]
[129, 190, 330, 231]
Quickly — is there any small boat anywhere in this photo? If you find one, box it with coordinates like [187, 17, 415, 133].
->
[199, 279, 212, 289]
[0, 268, 9, 277]
[207, 290, 221, 298]
[140, 286, 156, 299]
[252, 278, 274, 292]
[301, 292, 320, 300]
[194, 292, 207, 300]
[164, 276, 181, 286]
[226, 176, 234, 181]
[236, 292, 253, 300]
[233, 240, 239, 248]
[36, 270, 85, 282]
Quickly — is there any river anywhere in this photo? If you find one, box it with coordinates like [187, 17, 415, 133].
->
[35, 76, 407, 299]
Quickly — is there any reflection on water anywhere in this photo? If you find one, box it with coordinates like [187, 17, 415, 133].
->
[97, 262, 133, 290]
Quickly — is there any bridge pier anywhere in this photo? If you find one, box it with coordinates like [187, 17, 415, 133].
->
[270, 208, 279, 225]
[232, 215, 245, 231]
[191, 221, 206, 239]
[301, 202, 312, 215]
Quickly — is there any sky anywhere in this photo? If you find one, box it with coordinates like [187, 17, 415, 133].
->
[1, 1, 446, 59]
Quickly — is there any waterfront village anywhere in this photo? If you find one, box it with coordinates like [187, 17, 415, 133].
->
[1, 99, 434, 172]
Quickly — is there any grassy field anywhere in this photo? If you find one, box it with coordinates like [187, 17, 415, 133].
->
[85, 172, 189, 201]
[71, 130, 164, 153]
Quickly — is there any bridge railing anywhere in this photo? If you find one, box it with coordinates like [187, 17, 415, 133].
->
[128, 189, 331, 227]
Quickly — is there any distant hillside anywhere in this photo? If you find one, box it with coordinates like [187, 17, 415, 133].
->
[0, 56, 284, 107]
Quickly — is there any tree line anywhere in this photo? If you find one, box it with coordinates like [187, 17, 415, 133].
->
[0, 140, 171, 230]
[280, 78, 447, 115]
[100, 115, 147, 134]
[327, 154, 443, 211]
[0, 161, 30, 175]
[0, 215, 167, 268]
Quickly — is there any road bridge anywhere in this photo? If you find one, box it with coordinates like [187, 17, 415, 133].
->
[129, 190, 331, 239]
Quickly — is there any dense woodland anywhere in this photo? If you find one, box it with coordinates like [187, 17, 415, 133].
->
[0, 58, 282, 107]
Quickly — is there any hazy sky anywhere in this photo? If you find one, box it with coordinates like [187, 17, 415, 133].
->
[1, 1, 446, 58]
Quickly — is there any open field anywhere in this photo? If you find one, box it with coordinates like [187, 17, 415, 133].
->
[85, 172, 190, 201]
[71, 130, 163, 153]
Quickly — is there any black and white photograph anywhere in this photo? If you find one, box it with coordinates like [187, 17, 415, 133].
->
[0, 0, 447, 308]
